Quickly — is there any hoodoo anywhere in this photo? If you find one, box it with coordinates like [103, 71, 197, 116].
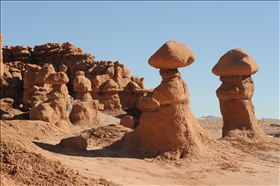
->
[212, 48, 269, 141]
[110, 40, 216, 159]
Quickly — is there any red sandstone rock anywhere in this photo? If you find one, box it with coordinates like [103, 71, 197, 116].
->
[91, 74, 110, 91]
[44, 72, 69, 85]
[34, 64, 56, 85]
[213, 48, 269, 141]
[138, 97, 160, 112]
[102, 79, 120, 92]
[148, 40, 195, 69]
[29, 64, 69, 124]
[131, 76, 144, 89]
[153, 69, 189, 105]
[73, 71, 92, 93]
[69, 100, 101, 125]
[113, 61, 131, 90]
[212, 48, 259, 76]
[99, 92, 122, 110]
[58, 136, 87, 151]
[110, 41, 215, 159]
[23, 64, 41, 107]
[119, 116, 135, 129]
[2, 41, 150, 113]
[0, 61, 25, 103]
[69, 70, 102, 126]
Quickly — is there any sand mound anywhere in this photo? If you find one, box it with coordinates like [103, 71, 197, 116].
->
[1, 141, 98, 186]
[0, 120, 119, 186]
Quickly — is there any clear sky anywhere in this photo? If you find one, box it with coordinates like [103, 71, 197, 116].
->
[1, 1, 279, 119]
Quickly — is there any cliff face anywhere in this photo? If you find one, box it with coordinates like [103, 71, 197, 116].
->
[1, 41, 150, 119]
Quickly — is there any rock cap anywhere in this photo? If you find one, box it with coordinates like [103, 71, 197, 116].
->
[148, 40, 195, 69]
[212, 48, 259, 76]
[45, 72, 69, 85]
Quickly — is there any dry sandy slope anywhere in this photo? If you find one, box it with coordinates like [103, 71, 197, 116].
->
[1, 113, 280, 186]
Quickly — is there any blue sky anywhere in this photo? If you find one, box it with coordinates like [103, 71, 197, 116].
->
[1, 1, 279, 119]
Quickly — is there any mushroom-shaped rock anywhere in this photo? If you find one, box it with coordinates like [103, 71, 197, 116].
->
[212, 48, 259, 76]
[148, 40, 195, 69]
[212, 48, 269, 141]
[108, 41, 217, 160]
[73, 71, 92, 92]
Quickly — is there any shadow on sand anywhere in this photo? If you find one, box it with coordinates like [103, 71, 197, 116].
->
[33, 141, 142, 159]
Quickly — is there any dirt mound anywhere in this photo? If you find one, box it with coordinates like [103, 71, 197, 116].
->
[1, 141, 97, 186]
[81, 124, 132, 148]
[0, 120, 119, 186]
[221, 129, 280, 153]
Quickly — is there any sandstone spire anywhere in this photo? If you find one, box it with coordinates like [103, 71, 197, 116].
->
[212, 48, 269, 140]
[109, 40, 216, 159]
[69, 71, 102, 126]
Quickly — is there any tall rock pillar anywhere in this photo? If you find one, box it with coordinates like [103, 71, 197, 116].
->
[212, 48, 269, 140]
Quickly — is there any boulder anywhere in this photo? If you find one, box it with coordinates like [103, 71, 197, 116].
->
[58, 136, 87, 151]
[119, 116, 135, 129]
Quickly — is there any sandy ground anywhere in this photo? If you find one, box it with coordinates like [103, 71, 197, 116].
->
[1, 111, 280, 186]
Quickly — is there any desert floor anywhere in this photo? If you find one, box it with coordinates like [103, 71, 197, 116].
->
[1, 111, 279, 186]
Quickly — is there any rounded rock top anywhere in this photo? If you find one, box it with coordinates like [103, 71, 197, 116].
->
[148, 40, 195, 69]
[212, 48, 259, 76]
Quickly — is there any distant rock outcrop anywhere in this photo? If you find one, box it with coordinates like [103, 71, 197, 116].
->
[110, 40, 216, 159]
[212, 48, 269, 141]
[1, 39, 150, 121]
[199, 115, 221, 119]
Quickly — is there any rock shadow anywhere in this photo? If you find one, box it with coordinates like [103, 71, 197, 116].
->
[33, 141, 142, 159]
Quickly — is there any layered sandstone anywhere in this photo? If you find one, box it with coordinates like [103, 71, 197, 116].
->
[212, 48, 269, 141]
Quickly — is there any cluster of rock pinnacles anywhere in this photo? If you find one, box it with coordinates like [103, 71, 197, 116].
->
[0, 32, 270, 158]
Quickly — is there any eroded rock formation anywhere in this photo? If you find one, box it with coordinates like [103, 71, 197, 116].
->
[1, 40, 150, 115]
[69, 71, 102, 126]
[109, 40, 216, 159]
[0, 61, 25, 104]
[212, 48, 269, 141]
[29, 63, 69, 124]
